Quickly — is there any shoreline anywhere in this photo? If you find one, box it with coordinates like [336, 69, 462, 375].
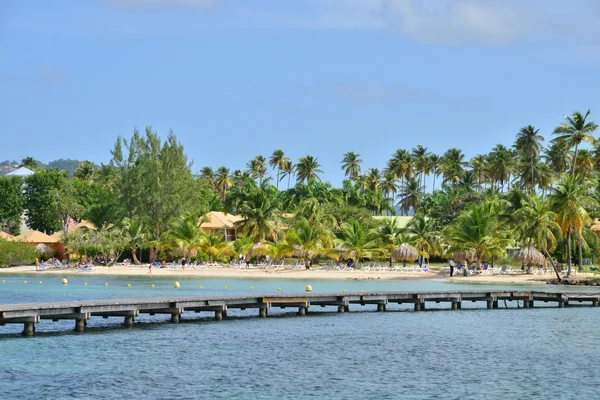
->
[1, 265, 585, 284]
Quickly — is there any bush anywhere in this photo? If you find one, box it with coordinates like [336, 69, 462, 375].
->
[0, 239, 39, 267]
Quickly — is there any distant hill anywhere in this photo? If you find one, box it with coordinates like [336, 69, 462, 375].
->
[47, 159, 82, 176]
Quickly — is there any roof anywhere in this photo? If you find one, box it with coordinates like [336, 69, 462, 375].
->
[5, 167, 34, 177]
[0, 231, 14, 240]
[49, 220, 98, 241]
[591, 218, 600, 232]
[200, 211, 243, 230]
[15, 230, 57, 243]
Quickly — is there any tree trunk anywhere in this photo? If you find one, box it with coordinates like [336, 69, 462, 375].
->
[566, 226, 572, 277]
[571, 144, 579, 176]
[132, 246, 141, 264]
[276, 168, 280, 190]
[530, 156, 534, 192]
[577, 231, 583, 271]
[432, 173, 436, 192]
[544, 249, 561, 282]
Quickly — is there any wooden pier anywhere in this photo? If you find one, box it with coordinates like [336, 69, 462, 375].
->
[1, 290, 599, 336]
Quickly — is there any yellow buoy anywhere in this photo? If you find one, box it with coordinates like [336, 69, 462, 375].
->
[306, 285, 312, 292]
[62, 278, 68, 285]
[105, 283, 109, 286]
[127, 283, 131, 287]
[84, 282, 87, 286]
[224, 286, 227, 289]
[360, 289, 364, 293]
[151, 284, 155, 288]
[1, 280, 5, 284]
[174, 282, 180, 288]
[277, 287, 282, 291]
[199, 286, 203, 289]
[24, 280, 27, 284]
[343, 289, 347, 293]
[39, 281, 42, 284]
[250, 286, 254, 290]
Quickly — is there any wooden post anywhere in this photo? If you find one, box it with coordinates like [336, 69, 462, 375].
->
[337, 305, 345, 313]
[75, 318, 85, 333]
[593, 299, 599, 307]
[451, 302, 458, 310]
[529, 300, 534, 308]
[414, 302, 421, 312]
[486, 300, 493, 309]
[214, 310, 223, 321]
[493, 300, 498, 309]
[222, 309, 228, 318]
[523, 298, 530, 309]
[344, 305, 349, 312]
[170, 313, 180, 323]
[297, 306, 306, 316]
[558, 300, 564, 308]
[456, 302, 462, 309]
[124, 316, 134, 328]
[421, 302, 425, 311]
[22, 322, 35, 337]
[377, 303, 386, 312]
[259, 307, 267, 318]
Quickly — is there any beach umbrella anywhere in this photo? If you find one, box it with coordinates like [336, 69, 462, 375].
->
[35, 243, 52, 258]
[392, 243, 419, 267]
[515, 246, 545, 266]
[248, 242, 269, 257]
[452, 249, 477, 263]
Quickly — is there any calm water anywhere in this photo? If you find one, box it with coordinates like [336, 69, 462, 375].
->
[1, 274, 600, 399]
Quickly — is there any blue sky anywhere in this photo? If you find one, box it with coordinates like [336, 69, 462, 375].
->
[1, 0, 599, 185]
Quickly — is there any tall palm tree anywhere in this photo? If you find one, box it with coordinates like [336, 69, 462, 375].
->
[469, 154, 487, 192]
[544, 142, 571, 176]
[295, 155, 323, 183]
[279, 160, 294, 190]
[548, 175, 598, 276]
[397, 178, 423, 215]
[386, 149, 413, 186]
[380, 171, 399, 201]
[514, 196, 561, 280]
[269, 149, 289, 190]
[553, 110, 598, 176]
[199, 166, 217, 191]
[428, 154, 441, 192]
[341, 152, 363, 182]
[122, 217, 147, 264]
[166, 213, 204, 262]
[412, 145, 429, 192]
[515, 125, 544, 191]
[215, 166, 233, 202]
[247, 155, 268, 184]
[286, 217, 333, 264]
[574, 149, 595, 178]
[405, 215, 440, 262]
[440, 148, 465, 186]
[488, 144, 516, 192]
[364, 168, 382, 192]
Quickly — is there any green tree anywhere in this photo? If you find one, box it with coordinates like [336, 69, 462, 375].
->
[269, 150, 289, 190]
[341, 152, 363, 182]
[397, 177, 423, 215]
[50, 179, 84, 247]
[286, 217, 333, 265]
[553, 110, 598, 176]
[20, 157, 40, 170]
[111, 126, 201, 261]
[247, 155, 268, 185]
[24, 169, 67, 233]
[235, 189, 281, 241]
[122, 217, 148, 264]
[440, 148, 465, 186]
[74, 161, 97, 181]
[199, 233, 229, 263]
[334, 220, 381, 262]
[514, 125, 544, 191]
[295, 155, 323, 183]
[0, 176, 25, 235]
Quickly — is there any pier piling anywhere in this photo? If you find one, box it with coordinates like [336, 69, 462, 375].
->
[75, 318, 85, 333]
[259, 307, 267, 318]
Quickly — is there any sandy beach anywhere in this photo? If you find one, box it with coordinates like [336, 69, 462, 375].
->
[1, 264, 586, 284]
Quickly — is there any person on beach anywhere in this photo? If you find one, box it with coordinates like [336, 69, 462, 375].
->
[35, 258, 39, 271]
[148, 263, 152, 275]
[449, 259, 455, 276]
[181, 257, 187, 270]
[161, 260, 167, 268]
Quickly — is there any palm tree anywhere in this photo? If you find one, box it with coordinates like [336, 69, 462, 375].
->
[469, 154, 487, 192]
[405, 215, 440, 263]
[386, 149, 413, 186]
[286, 217, 333, 265]
[515, 125, 544, 191]
[269, 150, 289, 190]
[488, 144, 516, 192]
[553, 110, 598, 176]
[280, 160, 294, 190]
[74, 161, 96, 181]
[341, 152, 363, 182]
[364, 168, 382, 192]
[230, 235, 253, 258]
[20, 156, 38, 170]
[166, 214, 204, 262]
[215, 166, 233, 202]
[235, 190, 280, 241]
[295, 155, 323, 183]
[428, 154, 441, 192]
[380, 172, 399, 201]
[574, 149, 595, 178]
[334, 220, 381, 263]
[247, 155, 268, 184]
[440, 148, 465, 186]
[122, 217, 147, 264]
[412, 145, 430, 193]
[199, 166, 216, 190]
[548, 175, 598, 276]
[199, 233, 229, 263]
[397, 178, 423, 215]
[544, 142, 571, 176]
[445, 202, 511, 269]
[514, 196, 561, 280]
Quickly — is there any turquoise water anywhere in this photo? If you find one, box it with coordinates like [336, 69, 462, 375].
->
[2, 275, 600, 399]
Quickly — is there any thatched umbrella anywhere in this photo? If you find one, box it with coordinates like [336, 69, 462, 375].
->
[452, 249, 477, 266]
[35, 243, 52, 258]
[248, 242, 269, 258]
[515, 246, 545, 268]
[392, 243, 419, 267]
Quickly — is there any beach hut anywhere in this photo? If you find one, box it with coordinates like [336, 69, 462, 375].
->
[0, 231, 14, 240]
[452, 249, 478, 267]
[200, 211, 242, 241]
[392, 243, 419, 267]
[15, 230, 57, 243]
[5, 166, 34, 177]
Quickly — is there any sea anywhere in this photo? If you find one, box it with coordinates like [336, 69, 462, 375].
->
[1, 274, 599, 399]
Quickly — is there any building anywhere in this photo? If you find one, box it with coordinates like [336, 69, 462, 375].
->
[200, 211, 243, 241]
